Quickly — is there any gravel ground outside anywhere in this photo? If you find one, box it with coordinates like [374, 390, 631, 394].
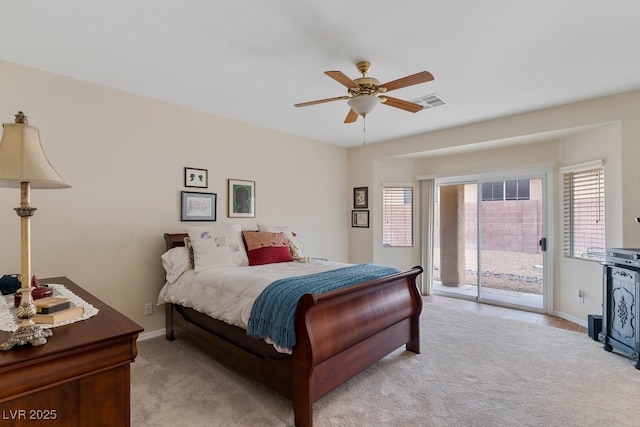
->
[433, 248, 544, 295]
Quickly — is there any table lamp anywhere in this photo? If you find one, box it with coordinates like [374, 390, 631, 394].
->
[0, 111, 70, 350]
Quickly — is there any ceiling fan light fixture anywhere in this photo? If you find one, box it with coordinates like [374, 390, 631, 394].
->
[347, 95, 380, 117]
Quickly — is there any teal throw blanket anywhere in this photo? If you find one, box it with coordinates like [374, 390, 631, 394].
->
[247, 263, 400, 350]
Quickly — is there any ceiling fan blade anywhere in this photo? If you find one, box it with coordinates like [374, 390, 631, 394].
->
[325, 71, 359, 89]
[344, 108, 358, 123]
[382, 96, 423, 113]
[380, 71, 434, 92]
[294, 95, 350, 108]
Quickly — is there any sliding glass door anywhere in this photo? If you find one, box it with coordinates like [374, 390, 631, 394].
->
[432, 173, 546, 311]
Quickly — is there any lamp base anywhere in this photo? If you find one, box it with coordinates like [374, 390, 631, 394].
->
[0, 323, 53, 351]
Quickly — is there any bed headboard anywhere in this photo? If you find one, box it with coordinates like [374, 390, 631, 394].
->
[164, 233, 188, 251]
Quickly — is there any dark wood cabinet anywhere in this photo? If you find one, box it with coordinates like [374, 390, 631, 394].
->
[600, 264, 640, 369]
[0, 277, 143, 426]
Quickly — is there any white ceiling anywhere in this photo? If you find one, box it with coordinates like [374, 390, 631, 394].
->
[2, 1, 640, 148]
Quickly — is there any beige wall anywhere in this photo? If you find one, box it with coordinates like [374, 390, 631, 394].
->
[349, 90, 640, 325]
[3, 57, 639, 333]
[0, 60, 348, 335]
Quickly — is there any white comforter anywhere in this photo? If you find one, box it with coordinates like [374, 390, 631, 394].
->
[158, 260, 349, 333]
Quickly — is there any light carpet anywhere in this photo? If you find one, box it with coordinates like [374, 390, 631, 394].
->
[131, 302, 639, 426]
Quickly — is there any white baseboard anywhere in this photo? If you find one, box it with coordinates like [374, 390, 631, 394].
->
[553, 310, 587, 328]
[137, 329, 165, 341]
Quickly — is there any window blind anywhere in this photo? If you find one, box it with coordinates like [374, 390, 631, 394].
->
[382, 186, 413, 247]
[562, 162, 605, 261]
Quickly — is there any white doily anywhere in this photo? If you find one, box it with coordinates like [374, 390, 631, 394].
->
[0, 284, 99, 332]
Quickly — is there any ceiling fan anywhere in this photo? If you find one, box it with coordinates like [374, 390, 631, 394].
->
[294, 61, 434, 123]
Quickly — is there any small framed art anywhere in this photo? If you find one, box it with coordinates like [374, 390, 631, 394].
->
[184, 167, 208, 188]
[354, 187, 368, 209]
[352, 210, 369, 228]
[181, 191, 216, 221]
[228, 179, 255, 218]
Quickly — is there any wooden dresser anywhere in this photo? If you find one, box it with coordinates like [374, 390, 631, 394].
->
[0, 277, 143, 426]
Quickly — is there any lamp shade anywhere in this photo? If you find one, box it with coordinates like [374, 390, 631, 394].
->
[347, 95, 380, 117]
[0, 113, 70, 189]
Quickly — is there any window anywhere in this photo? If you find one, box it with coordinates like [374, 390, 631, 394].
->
[481, 179, 530, 201]
[561, 161, 605, 261]
[505, 179, 530, 200]
[383, 185, 413, 247]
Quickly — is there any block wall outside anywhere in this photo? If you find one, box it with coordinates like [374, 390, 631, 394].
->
[433, 200, 542, 254]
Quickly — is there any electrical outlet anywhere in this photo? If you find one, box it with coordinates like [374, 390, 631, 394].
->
[144, 303, 153, 315]
[577, 290, 584, 303]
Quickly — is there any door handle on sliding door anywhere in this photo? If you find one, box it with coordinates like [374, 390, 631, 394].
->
[539, 237, 547, 252]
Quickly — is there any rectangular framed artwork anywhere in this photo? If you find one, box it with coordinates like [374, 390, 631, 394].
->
[184, 167, 208, 188]
[354, 187, 368, 209]
[228, 179, 255, 218]
[352, 210, 369, 228]
[181, 191, 217, 221]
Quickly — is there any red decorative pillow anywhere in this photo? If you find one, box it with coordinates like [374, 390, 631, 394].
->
[242, 231, 293, 266]
[246, 246, 293, 266]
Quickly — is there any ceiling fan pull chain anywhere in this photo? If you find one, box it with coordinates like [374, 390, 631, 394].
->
[362, 116, 367, 145]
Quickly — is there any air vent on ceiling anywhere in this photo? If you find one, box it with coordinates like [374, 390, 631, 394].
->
[411, 93, 447, 110]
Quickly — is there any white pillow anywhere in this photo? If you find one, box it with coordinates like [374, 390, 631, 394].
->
[161, 246, 192, 284]
[187, 223, 249, 270]
[257, 224, 304, 258]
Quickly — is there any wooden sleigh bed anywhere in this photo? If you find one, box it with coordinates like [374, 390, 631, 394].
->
[162, 232, 423, 427]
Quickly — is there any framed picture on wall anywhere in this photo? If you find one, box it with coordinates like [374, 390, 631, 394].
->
[228, 179, 255, 218]
[352, 210, 369, 228]
[181, 191, 216, 221]
[184, 167, 208, 188]
[354, 187, 368, 209]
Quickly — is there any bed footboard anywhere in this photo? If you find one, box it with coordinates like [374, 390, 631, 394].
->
[292, 265, 423, 427]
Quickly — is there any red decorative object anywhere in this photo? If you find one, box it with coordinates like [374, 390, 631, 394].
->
[13, 276, 53, 307]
